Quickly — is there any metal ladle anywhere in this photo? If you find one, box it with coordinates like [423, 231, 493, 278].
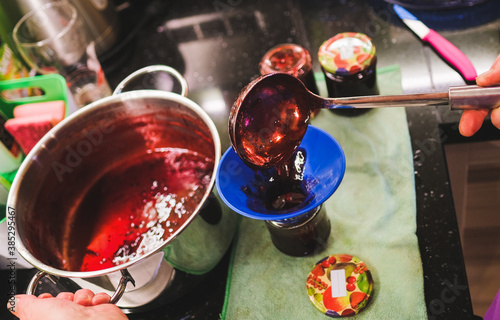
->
[229, 72, 500, 169]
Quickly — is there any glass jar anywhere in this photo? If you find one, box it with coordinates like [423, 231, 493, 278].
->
[260, 43, 320, 117]
[318, 32, 379, 116]
[260, 43, 318, 94]
[265, 204, 330, 257]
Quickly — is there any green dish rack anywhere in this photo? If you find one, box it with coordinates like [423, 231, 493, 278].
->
[0, 74, 69, 224]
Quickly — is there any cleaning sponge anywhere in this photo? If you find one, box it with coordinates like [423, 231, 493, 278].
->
[13, 100, 65, 121]
[4, 100, 65, 154]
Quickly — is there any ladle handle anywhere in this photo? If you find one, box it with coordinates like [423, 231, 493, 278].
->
[324, 85, 500, 110]
[325, 92, 449, 109]
[112, 65, 188, 97]
[26, 269, 136, 304]
[449, 85, 500, 110]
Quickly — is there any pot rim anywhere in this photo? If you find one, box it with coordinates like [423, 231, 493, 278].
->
[8, 90, 222, 278]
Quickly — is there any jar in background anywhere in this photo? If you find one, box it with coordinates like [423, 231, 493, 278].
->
[260, 43, 320, 117]
[318, 32, 379, 116]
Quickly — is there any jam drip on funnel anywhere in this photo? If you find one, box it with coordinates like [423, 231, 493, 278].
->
[242, 148, 314, 213]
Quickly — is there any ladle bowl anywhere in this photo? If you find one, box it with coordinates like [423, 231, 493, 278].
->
[229, 73, 313, 169]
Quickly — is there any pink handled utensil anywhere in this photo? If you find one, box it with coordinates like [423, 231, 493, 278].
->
[394, 4, 477, 82]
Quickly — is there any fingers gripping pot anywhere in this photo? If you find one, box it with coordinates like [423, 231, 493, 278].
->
[7, 66, 237, 310]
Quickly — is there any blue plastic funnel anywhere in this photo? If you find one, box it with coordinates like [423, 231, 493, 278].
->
[216, 125, 345, 221]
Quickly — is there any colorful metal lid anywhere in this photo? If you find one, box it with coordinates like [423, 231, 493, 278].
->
[306, 254, 374, 317]
[260, 43, 313, 78]
[318, 33, 376, 76]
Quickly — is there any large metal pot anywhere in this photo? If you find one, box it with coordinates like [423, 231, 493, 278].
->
[7, 66, 237, 310]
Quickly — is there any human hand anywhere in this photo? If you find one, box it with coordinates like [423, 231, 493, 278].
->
[459, 54, 500, 137]
[7, 289, 128, 320]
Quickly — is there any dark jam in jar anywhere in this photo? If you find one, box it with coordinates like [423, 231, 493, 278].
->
[241, 148, 330, 256]
[242, 148, 311, 213]
[318, 32, 379, 116]
[260, 43, 320, 117]
[266, 205, 330, 257]
[263, 147, 308, 211]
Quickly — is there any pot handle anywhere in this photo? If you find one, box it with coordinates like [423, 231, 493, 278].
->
[113, 65, 188, 97]
[26, 269, 136, 304]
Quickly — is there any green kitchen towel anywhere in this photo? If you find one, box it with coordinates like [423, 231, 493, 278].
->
[221, 65, 426, 319]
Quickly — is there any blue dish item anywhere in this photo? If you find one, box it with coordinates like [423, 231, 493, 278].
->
[216, 125, 346, 221]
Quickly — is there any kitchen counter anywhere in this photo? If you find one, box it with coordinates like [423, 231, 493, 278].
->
[2, 0, 499, 319]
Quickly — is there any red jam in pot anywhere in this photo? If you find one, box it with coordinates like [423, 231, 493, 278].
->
[65, 148, 214, 272]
